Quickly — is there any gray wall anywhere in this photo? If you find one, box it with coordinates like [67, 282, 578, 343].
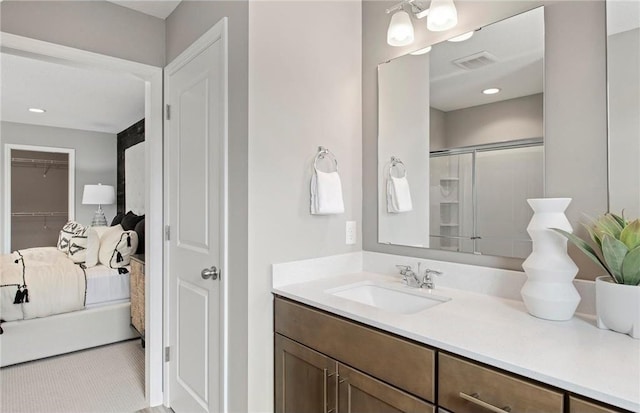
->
[440, 93, 543, 150]
[363, 1, 608, 280]
[0, 1, 165, 67]
[248, 1, 362, 411]
[2, 122, 117, 250]
[165, 2, 249, 412]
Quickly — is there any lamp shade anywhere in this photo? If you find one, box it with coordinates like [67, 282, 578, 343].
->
[387, 10, 415, 46]
[427, 0, 458, 32]
[82, 184, 115, 205]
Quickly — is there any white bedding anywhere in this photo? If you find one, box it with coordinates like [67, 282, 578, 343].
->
[1, 247, 86, 322]
[1, 248, 131, 325]
[85, 264, 131, 306]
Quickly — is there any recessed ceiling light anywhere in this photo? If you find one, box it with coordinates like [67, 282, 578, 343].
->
[448, 31, 474, 42]
[410, 46, 432, 55]
[28, 108, 46, 113]
[482, 88, 501, 95]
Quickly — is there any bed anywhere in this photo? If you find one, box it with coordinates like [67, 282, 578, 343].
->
[0, 217, 144, 367]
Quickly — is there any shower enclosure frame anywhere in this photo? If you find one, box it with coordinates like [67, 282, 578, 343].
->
[430, 137, 543, 255]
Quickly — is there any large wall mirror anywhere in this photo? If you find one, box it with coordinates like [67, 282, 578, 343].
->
[378, 7, 544, 259]
[607, 1, 639, 218]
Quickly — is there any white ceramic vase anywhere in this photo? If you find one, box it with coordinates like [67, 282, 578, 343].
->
[521, 198, 581, 320]
[596, 276, 640, 339]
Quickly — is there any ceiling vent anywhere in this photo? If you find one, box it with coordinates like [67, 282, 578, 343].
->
[452, 51, 498, 70]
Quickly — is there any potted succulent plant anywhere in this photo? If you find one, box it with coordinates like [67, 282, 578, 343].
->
[553, 213, 640, 339]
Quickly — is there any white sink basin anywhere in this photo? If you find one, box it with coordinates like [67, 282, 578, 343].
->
[326, 282, 450, 314]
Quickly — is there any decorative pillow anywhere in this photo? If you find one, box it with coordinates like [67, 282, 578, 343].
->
[68, 227, 92, 264]
[98, 229, 139, 269]
[134, 219, 145, 255]
[111, 213, 125, 227]
[57, 221, 85, 254]
[121, 211, 145, 231]
[83, 226, 112, 267]
[93, 224, 122, 240]
[86, 225, 123, 267]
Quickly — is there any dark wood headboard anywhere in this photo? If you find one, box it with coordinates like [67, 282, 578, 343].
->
[116, 119, 145, 215]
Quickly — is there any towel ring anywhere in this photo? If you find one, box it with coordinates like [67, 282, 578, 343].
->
[314, 146, 338, 172]
[389, 156, 407, 178]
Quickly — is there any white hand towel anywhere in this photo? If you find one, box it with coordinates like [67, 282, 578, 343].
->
[387, 175, 413, 213]
[311, 170, 345, 215]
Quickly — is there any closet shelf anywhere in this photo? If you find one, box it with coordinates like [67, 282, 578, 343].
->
[11, 157, 68, 170]
[439, 223, 459, 227]
[440, 201, 459, 205]
[12, 212, 68, 217]
[440, 178, 460, 182]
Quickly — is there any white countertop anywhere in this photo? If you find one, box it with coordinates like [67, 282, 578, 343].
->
[273, 271, 640, 412]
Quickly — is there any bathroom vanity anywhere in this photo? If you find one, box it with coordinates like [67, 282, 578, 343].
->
[273, 270, 639, 413]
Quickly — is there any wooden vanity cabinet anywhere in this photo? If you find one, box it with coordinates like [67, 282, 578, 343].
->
[275, 333, 432, 413]
[275, 334, 336, 413]
[275, 297, 435, 402]
[439, 353, 563, 413]
[274, 296, 630, 413]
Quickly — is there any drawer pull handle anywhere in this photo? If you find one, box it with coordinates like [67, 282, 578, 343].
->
[459, 392, 512, 413]
[323, 369, 337, 413]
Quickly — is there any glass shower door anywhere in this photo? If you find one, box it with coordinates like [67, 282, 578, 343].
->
[474, 146, 544, 258]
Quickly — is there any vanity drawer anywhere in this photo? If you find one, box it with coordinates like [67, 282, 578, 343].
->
[274, 297, 435, 402]
[569, 396, 625, 413]
[438, 353, 564, 413]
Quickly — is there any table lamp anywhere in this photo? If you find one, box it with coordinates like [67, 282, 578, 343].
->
[82, 184, 115, 226]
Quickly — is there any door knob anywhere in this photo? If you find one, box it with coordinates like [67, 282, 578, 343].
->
[201, 266, 219, 280]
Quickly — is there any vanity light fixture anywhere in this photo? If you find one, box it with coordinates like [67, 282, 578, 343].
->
[387, 10, 415, 46]
[28, 108, 46, 113]
[482, 87, 501, 95]
[447, 31, 474, 42]
[410, 46, 432, 55]
[386, 0, 458, 46]
[426, 0, 458, 32]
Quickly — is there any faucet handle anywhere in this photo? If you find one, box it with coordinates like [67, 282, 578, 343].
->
[395, 264, 412, 275]
[424, 269, 443, 276]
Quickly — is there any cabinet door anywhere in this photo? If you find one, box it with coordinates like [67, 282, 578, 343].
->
[338, 363, 434, 413]
[275, 334, 337, 413]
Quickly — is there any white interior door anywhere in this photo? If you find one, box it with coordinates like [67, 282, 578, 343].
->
[165, 18, 227, 413]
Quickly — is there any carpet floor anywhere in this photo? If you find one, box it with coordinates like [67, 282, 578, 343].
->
[0, 339, 146, 413]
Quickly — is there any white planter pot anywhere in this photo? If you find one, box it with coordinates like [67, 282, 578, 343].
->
[521, 198, 581, 321]
[596, 276, 640, 339]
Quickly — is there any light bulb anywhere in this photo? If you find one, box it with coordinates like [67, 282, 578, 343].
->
[482, 88, 501, 95]
[387, 10, 415, 47]
[427, 0, 458, 32]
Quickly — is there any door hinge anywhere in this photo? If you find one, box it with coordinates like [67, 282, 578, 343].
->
[165, 104, 171, 120]
[165, 346, 170, 362]
[165, 225, 170, 241]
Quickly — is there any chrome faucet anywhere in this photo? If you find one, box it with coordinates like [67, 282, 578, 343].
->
[396, 264, 422, 288]
[422, 269, 443, 290]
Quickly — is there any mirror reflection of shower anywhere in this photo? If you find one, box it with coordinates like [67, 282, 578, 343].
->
[429, 139, 543, 258]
